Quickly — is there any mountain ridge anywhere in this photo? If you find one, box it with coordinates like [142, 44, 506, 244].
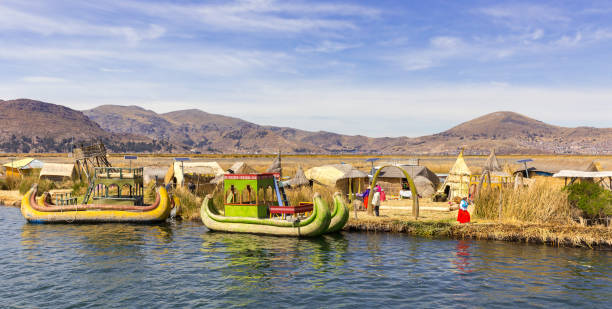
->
[1, 99, 610, 154]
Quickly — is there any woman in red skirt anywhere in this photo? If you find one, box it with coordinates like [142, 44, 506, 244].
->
[457, 197, 471, 223]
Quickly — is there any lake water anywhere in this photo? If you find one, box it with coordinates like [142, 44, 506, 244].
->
[1, 206, 611, 308]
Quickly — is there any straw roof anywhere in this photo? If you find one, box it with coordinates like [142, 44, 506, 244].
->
[3, 158, 43, 169]
[39, 163, 75, 178]
[517, 160, 600, 174]
[305, 164, 367, 187]
[169, 161, 224, 185]
[448, 150, 471, 176]
[143, 167, 168, 183]
[413, 176, 436, 197]
[285, 165, 310, 187]
[211, 162, 258, 184]
[266, 153, 281, 174]
[483, 149, 502, 172]
[438, 150, 471, 199]
[228, 162, 256, 174]
[376, 165, 440, 186]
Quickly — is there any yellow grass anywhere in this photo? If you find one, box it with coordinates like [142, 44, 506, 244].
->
[474, 179, 572, 223]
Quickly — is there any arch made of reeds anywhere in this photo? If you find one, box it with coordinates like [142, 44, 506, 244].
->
[369, 166, 419, 219]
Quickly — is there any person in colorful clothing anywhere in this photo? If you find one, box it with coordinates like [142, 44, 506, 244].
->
[372, 188, 381, 217]
[457, 197, 470, 223]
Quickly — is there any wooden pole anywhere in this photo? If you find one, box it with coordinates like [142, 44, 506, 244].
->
[498, 186, 503, 220]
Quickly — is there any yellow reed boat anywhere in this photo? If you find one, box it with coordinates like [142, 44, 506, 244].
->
[21, 184, 171, 223]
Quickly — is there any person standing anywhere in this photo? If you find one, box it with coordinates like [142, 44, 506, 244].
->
[457, 197, 470, 223]
[362, 186, 371, 209]
[372, 188, 381, 217]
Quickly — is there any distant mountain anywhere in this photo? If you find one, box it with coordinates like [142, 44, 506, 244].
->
[424, 111, 612, 154]
[1, 99, 610, 154]
[84, 106, 612, 155]
[0, 99, 167, 153]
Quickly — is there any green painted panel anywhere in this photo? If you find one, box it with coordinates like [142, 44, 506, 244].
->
[225, 204, 268, 218]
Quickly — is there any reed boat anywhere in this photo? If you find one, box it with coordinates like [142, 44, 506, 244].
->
[200, 192, 331, 237]
[21, 184, 171, 223]
[325, 193, 349, 234]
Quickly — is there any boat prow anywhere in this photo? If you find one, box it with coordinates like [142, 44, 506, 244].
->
[200, 193, 331, 237]
[21, 185, 171, 223]
[325, 193, 349, 234]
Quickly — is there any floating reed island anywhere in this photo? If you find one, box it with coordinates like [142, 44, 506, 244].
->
[1, 150, 611, 248]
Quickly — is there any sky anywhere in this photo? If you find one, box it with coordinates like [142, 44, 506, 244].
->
[1, 0, 612, 137]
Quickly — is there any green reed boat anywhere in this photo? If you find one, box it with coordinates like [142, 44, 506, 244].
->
[200, 173, 332, 237]
[325, 193, 349, 234]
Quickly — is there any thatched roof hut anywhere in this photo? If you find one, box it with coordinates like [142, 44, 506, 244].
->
[305, 164, 367, 196]
[285, 165, 310, 188]
[165, 161, 224, 186]
[483, 149, 502, 172]
[266, 153, 282, 175]
[228, 162, 257, 174]
[514, 160, 600, 177]
[39, 163, 76, 181]
[3, 158, 44, 177]
[212, 162, 258, 184]
[143, 167, 167, 184]
[375, 165, 440, 197]
[438, 150, 472, 199]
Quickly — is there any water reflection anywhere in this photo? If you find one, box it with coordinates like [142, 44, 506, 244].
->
[452, 240, 472, 274]
[200, 232, 350, 288]
[2, 205, 612, 308]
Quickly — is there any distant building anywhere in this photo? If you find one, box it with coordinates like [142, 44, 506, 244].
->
[3, 158, 44, 177]
[39, 163, 77, 182]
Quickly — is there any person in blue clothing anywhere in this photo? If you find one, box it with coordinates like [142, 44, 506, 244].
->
[457, 197, 470, 223]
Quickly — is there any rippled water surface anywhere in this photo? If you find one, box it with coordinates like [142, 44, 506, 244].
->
[1, 207, 611, 308]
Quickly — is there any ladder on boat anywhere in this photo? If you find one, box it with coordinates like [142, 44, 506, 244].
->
[82, 182, 95, 204]
[273, 177, 289, 207]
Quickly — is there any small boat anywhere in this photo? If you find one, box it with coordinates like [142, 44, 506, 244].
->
[325, 193, 349, 233]
[200, 192, 331, 237]
[21, 184, 171, 223]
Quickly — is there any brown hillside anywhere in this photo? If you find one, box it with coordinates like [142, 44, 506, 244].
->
[2, 99, 610, 154]
[0, 99, 156, 153]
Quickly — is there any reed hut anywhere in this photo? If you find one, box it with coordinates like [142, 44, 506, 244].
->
[482, 149, 507, 176]
[212, 162, 258, 184]
[305, 164, 367, 197]
[284, 165, 311, 188]
[438, 150, 472, 199]
[39, 163, 76, 182]
[228, 162, 257, 174]
[266, 153, 282, 175]
[513, 160, 600, 178]
[143, 167, 168, 185]
[3, 158, 44, 177]
[164, 161, 224, 188]
[375, 165, 439, 197]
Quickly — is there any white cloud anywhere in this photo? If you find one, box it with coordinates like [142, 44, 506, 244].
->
[295, 40, 361, 53]
[119, 0, 378, 34]
[477, 4, 570, 25]
[0, 4, 165, 44]
[555, 33, 582, 47]
[21, 76, 68, 83]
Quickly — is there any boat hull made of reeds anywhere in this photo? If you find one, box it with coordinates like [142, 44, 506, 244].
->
[200, 193, 330, 237]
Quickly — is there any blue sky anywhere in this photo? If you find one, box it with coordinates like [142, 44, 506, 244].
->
[1, 0, 611, 137]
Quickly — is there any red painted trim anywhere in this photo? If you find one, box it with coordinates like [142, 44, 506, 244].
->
[224, 173, 279, 180]
[269, 205, 313, 214]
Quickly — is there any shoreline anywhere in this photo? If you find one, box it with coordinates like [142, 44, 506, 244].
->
[344, 215, 612, 250]
[0, 190, 22, 207]
[3, 192, 610, 250]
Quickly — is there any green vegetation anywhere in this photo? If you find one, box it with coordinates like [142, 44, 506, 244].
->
[565, 182, 612, 220]
[0, 176, 59, 194]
